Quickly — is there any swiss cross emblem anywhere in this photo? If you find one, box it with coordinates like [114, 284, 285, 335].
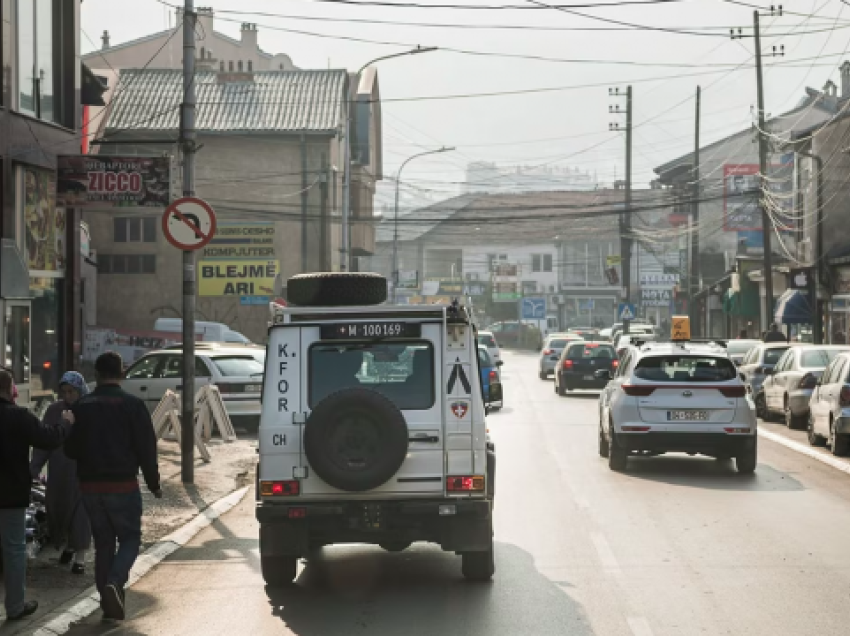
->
[451, 401, 469, 419]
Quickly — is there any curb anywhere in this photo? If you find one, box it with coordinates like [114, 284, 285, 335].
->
[758, 428, 850, 476]
[28, 486, 250, 636]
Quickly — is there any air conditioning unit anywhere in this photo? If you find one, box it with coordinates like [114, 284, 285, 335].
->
[552, 295, 565, 305]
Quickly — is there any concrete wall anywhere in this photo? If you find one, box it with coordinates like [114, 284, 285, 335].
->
[809, 115, 850, 259]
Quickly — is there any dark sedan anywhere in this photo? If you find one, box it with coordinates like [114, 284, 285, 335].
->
[554, 341, 618, 395]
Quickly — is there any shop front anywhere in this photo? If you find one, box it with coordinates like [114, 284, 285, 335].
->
[828, 266, 850, 344]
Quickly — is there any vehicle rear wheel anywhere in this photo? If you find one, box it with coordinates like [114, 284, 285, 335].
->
[557, 378, 567, 396]
[784, 400, 805, 430]
[261, 555, 298, 587]
[598, 425, 610, 458]
[735, 441, 757, 474]
[462, 541, 495, 581]
[808, 413, 826, 447]
[607, 428, 627, 471]
[831, 421, 849, 456]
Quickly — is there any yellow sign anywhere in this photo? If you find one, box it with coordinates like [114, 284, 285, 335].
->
[606, 255, 622, 267]
[201, 222, 275, 260]
[199, 260, 278, 296]
[671, 315, 691, 341]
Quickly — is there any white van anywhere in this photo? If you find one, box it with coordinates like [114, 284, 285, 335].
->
[153, 318, 251, 344]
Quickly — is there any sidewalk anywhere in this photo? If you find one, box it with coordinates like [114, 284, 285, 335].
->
[0, 438, 256, 633]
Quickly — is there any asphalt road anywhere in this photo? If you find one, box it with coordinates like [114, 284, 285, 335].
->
[64, 351, 850, 636]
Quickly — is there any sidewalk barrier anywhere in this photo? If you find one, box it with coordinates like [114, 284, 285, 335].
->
[152, 386, 237, 463]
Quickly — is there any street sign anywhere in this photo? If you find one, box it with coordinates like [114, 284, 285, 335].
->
[162, 196, 217, 251]
[641, 288, 673, 307]
[521, 297, 547, 319]
[618, 303, 636, 321]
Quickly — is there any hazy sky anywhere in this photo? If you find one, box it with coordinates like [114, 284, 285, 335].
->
[80, 0, 850, 199]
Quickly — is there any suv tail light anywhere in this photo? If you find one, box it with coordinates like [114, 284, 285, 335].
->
[840, 386, 850, 406]
[447, 475, 485, 492]
[622, 384, 655, 396]
[718, 386, 746, 398]
[798, 373, 818, 390]
[216, 383, 235, 394]
[612, 359, 619, 369]
[563, 359, 574, 370]
[260, 480, 300, 496]
[489, 370, 497, 380]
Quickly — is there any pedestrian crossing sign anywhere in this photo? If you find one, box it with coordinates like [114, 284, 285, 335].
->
[617, 303, 636, 321]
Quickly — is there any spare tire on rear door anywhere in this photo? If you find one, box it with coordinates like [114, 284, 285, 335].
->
[304, 388, 409, 492]
[287, 272, 387, 307]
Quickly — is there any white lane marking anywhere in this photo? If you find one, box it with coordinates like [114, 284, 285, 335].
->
[627, 616, 656, 636]
[758, 428, 850, 476]
[591, 532, 623, 577]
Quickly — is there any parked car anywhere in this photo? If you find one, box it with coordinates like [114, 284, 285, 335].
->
[726, 339, 761, 366]
[487, 321, 542, 349]
[567, 327, 601, 342]
[761, 345, 850, 428]
[808, 351, 850, 455]
[122, 347, 265, 431]
[538, 334, 583, 379]
[554, 341, 619, 395]
[478, 345, 503, 411]
[477, 331, 502, 364]
[738, 342, 798, 418]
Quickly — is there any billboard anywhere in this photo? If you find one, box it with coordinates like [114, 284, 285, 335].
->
[723, 164, 760, 231]
[23, 166, 65, 274]
[56, 155, 171, 208]
[199, 260, 278, 296]
[201, 222, 275, 260]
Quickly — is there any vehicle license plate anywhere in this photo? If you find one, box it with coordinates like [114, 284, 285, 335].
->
[583, 375, 594, 380]
[667, 410, 709, 421]
[320, 322, 421, 339]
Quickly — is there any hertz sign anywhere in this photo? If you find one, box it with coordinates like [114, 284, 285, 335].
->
[199, 260, 279, 296]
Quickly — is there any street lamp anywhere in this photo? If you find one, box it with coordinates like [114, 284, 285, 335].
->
[341, 46, 438, 272]
[391, 146, 455, 303]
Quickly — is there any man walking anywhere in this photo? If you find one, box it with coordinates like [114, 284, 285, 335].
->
[65, 352, 162, 621]
[0, 369, 71, 621]
[763, 323, 788, 343]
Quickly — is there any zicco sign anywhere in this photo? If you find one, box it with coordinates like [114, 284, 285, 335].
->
[57, 155, 172, 208]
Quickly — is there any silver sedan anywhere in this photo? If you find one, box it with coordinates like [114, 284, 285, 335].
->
[538, 334, 583, 379]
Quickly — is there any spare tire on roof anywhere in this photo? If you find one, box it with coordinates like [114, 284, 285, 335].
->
[304, 388, 409, 492]
[287, 272, 387, 307]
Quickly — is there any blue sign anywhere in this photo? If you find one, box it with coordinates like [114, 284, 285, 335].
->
[618, 303, 636, 321]
[521, 297, 547, 319]
[240, 295, 270, 306]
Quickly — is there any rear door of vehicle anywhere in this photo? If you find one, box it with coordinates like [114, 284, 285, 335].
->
[566, 343, 617, 379]
[123, 354, 166, 413]
[810, 357, 838, 435]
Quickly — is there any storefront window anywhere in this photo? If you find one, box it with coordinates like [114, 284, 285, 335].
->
[17, 0, 55, 121]
[30, 278, 63, 398]
[4, 304, 30, 385]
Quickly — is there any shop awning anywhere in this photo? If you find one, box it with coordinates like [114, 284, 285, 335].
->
[774, 289, 812, 325]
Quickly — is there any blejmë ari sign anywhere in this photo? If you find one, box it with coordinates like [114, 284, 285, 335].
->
[199, 260, 278, 296]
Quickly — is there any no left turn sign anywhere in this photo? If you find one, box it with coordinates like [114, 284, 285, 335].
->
[162, 197, 217, 251]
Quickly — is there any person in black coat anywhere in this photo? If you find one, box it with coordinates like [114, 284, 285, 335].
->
[0, 369, 71, 621]
[763, 323, 788, 343]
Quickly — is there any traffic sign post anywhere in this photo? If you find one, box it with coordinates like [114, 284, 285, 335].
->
[521, 297, 547, 320]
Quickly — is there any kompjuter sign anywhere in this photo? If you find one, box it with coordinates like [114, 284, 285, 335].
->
[56, 156, 172, 208]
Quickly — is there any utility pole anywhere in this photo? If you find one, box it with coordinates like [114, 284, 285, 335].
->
[733, 8, 784, 332]
[180, 0, 197, 484]
[691, 85, 701, 335]
[609, 85, 632, 334]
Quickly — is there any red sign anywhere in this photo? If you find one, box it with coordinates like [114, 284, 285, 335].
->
[162, 197, 217, 251]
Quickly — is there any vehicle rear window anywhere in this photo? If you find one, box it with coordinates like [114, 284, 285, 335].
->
[727, 341, 756, 355]
[801, 349, 844, 367]
[211, 356, 264, 377]
[309, 342, 434, 410]
[764, 348, 789, 365]
[634, 356, 736, 382]
[478, 334, 497, 347]
[567, 343, 616, 359]
[548, 339, 569, 348]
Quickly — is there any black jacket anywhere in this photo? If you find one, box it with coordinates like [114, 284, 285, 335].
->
[763, 330, 788, 343]
[65, 385, 161, 491]
[0, 398, 69, 509]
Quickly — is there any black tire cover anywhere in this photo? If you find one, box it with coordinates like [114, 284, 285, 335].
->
[304, 388, 409, 492]
[287, 272, 387, 307]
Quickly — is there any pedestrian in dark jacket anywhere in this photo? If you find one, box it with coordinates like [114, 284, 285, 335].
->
[30, 372, 92, 575]
[0, 369, 71, 621]
[763, 323, 788, 343]
[64, 352, 162, 621]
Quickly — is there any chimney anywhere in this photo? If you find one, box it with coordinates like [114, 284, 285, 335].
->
[241, 23, 258, 50]
[842, 61, 850, 99]
[197, 7, 214, 41]
[101, 30, 110, 50]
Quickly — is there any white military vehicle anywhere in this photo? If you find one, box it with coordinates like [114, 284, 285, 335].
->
[256, 273, 496, 585]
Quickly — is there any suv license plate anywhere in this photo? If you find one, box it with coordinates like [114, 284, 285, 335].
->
[667, 410, 709, 421]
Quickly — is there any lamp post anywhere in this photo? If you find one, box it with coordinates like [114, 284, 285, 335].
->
[391, 146, 455, 303]
[341, 46, 438, 272]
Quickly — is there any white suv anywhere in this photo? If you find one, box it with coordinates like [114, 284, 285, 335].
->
[597, 341, 757, 473]
[256, 273, 495, 586]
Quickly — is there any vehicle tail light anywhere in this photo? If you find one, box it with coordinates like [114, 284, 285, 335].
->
[43, 361, 51, 369]
[260, 480, 300, 496]
[564, 359, 574, 370]
[612, 360, 619, 369]
[622, 426, 650, 432]
[489, 370, 497, 380]
[840, 386, 850, 406]
[718, 386, 746, 398]
[622, 385, 655, 396]
[543, 348, 554, 355]
[216, 383, 235, 394]
[288, 507, 307, 519]
[446, 475, 485, 492]
[798, 373, 818, 390]
[723, 427, 751, 434]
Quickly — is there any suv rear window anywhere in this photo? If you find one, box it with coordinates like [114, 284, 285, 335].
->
[567, 343, 616, 359]
[211, 356, 264, 377]
[801, 349, 843, 367]
[310, 342, 434, 410]
[634, 355, 736, 382]
[478, 334, 497, 347]
[764, 348, 789, 365]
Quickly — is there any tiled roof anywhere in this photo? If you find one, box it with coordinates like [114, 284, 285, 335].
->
[105, 69, 347, 134]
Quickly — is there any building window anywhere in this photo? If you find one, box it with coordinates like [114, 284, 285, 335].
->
[532, 254, 541, 272]
[238, 60, 243, 71]
[543, 254, 553, 272]
[99, 254, 156, 274]
[114, 217, 156, 243]
[229, 61, 234, 71]
[248, 60, 253, 72]
[17, 0, 58, 122]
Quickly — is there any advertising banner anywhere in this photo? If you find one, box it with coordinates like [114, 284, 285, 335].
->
[57, 156, 172, 208]
[641, 288, 673, 307]
[201, 222, 275, 260]
[199, 260, 278, 296]
[23, 166, 65, 274]
[724, 161, 795, 232]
